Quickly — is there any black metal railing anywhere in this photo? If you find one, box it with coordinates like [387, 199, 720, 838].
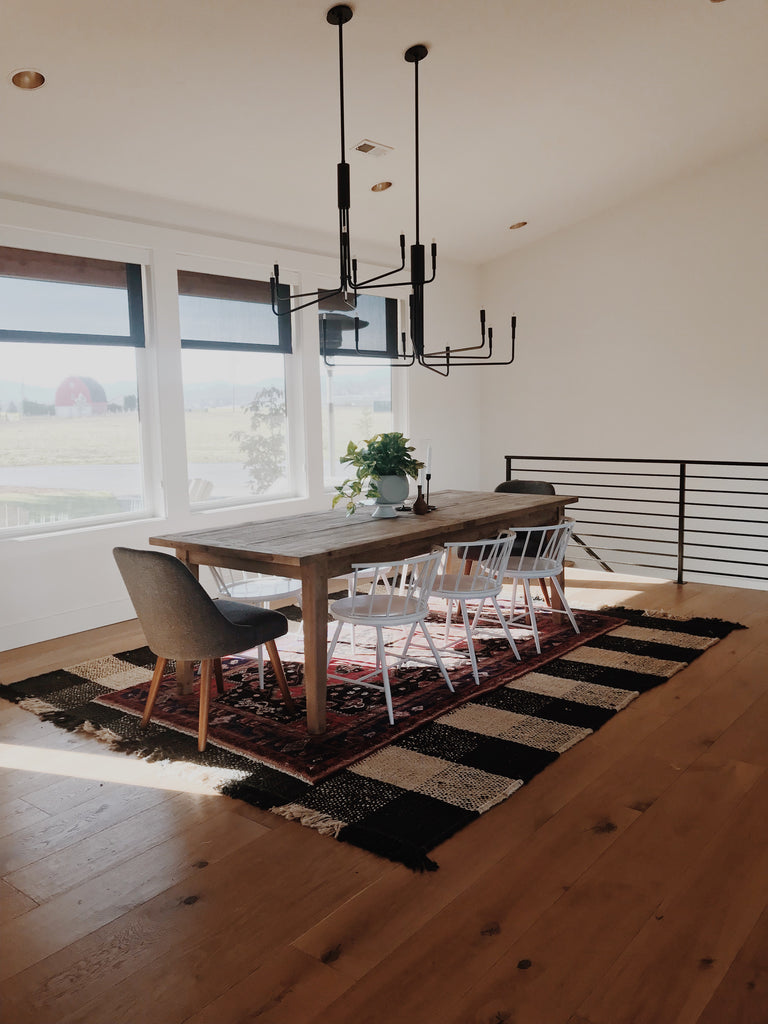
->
[504, 456, 768, 587]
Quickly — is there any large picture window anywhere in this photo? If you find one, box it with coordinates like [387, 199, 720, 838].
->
[179, 270, 294, 505]
[0, 246, 147, 532]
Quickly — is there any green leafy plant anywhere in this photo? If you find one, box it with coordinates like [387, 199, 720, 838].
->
[332, 432, 424, 515]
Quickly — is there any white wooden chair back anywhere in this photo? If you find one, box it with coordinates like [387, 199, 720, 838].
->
[505, 521, 574, 577]
[432, 531, 515, 599]
[343, 549, 443, 623]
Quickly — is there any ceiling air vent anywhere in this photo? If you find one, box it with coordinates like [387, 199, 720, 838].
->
[352, 139, 394, 157]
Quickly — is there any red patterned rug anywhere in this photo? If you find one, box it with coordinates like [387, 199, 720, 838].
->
[91, 604, 619, 782]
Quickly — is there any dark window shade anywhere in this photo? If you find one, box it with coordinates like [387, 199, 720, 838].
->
[0, 246, 130, 288]
[178, 270, 291, 353]
[177, 270, 272, 304]
[0, 245, 146, 347]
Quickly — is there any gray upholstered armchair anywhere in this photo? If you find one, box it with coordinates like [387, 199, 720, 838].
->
[113, 547, 295, 751]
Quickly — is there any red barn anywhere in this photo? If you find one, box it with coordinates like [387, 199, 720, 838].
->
[54, 376, 108, 417]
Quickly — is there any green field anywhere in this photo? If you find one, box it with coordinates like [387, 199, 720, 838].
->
[0, 405, 394, 469]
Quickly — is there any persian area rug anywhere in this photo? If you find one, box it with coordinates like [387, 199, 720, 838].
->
[0, 606, 744, 871]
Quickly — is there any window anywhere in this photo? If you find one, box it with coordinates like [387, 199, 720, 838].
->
[0, 246, 147, 532]
[178, 270, 294, 505]
[318, 292, 398, 484]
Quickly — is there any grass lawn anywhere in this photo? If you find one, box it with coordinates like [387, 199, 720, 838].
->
[0, 405, 394, 468]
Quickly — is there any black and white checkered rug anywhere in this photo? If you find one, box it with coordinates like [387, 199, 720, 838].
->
[0, 606, 744, 871]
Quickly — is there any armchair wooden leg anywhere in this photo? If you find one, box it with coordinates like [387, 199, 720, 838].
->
[198, 659, 213, 752]
[213, 658, 224, 694]
[142, 657, 167, 728]
[265, 640, 296, 712]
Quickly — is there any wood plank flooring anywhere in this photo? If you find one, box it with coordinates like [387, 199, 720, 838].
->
[0, 571, 766, 1024]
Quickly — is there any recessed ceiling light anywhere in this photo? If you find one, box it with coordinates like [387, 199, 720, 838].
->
[371, 181, 392, 192]
[11, 69, 45, 90]
[509, 221, 528, 230]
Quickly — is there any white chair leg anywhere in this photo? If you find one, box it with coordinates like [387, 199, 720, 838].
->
[471, 598, 487, 629]
[508, 579, 520, 625]
[549, 575, 580, 634]
[490, 595, 521, 660]
[444, 598, 454, 641]
[376, 626, 395, 725]
[523, 578, 541, 653]
[460, 600, 480, 685]
[399, 621, 419, 661]
[327, 618, 344, 666]
[418, 621, 455, 693]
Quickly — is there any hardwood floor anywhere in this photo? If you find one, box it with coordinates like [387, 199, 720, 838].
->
[1, 571, 766, 1024]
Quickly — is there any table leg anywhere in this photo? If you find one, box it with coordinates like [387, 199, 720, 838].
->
[301, 563, 329, 735]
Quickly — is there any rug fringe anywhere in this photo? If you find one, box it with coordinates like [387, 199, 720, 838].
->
[271, 802, 346, 838]
[601, 605, 747, 630]
[17, 696, 57, 715]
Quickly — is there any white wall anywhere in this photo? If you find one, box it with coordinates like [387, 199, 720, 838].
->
[0, 189, 481, 651]
[477, 141, 768, 482]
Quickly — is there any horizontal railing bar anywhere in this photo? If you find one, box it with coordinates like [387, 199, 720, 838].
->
[573, 545, 678, 559]
[577, 506, 767, 525]
[685, 568, 768, 582]
[688, 491, 768, 499]
[572, 532, 677, 545]
[574, 531, 768, 550]
[506, 456, 768, 468]
[574, 530, 678, 542]
[682, 515, 768, 525]
[685, 541, 768, 553]
[686, 502, 768, 512]
[685, 553, 768, 568]
[574, 496, 680, 505]
[552, 481, 681, 492]
[680, 528, 768, 540]
[572, 558, 676, 572]
[575, 511, 679, 521]
[688, 474, 768, 484]
[518, 470, 681, 479]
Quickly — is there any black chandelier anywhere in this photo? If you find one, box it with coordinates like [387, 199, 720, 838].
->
[269, 4, 516, 377]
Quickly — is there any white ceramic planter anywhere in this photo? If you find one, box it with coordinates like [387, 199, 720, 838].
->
[371, 474, 409, 518]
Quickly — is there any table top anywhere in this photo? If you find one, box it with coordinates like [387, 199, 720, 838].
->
[149, 489, 576, 578]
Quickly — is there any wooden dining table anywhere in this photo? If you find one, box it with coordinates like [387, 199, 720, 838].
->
[149, 488, 577, 734]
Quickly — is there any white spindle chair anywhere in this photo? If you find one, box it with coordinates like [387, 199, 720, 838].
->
[503, 521, 579, 652]
[430, 532, 521, 685]
[327, 549, 453, 725]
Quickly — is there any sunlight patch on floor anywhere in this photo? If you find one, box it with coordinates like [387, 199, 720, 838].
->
[0, 742, 241, 794]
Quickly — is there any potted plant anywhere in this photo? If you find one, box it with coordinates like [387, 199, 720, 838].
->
[332, 432, 424, 517]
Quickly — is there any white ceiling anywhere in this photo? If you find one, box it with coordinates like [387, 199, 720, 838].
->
[3, 0, 768, 264]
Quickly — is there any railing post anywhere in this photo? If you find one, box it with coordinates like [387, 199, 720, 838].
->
[677, 462, 686, 584]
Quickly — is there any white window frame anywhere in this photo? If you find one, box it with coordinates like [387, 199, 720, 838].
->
[0, 228, 160, 537]
[174, 252, 305, 511]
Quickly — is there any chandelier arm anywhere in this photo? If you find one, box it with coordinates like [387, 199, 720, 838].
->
[417, 349, 450, 376]
[421, 317, 516, 367]
[351, 235, 407, 288]
[422, 309, 489, 358]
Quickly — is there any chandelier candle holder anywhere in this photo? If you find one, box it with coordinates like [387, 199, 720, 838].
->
[268, 4, 518, 377]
